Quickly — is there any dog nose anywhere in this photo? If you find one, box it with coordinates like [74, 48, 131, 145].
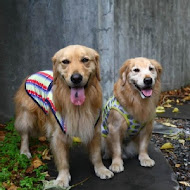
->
[144, 77, 152, 85]
[71, 73, 83, 84]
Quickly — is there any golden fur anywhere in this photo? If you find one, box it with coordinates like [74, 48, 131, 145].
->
[14, 45, 113, 187]
[102, 57, 162, 173]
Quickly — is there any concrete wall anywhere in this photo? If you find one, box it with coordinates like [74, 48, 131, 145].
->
[0, 0, 190, 122]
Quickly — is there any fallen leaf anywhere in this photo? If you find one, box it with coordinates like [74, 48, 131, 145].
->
[32, 157, 44, 169]
[25, 165, 34, 174]
[183, 95, 190, 101]
[41, 171, 50, 177]
[156, 106, 165, 113]
[160, 142, 174, 150]
[42, 149, 51, 160]
[8, 184, 18, 190]
[176, 99, 180, 104]
[179, 181, 190, 187]
[39, 136, 47, 142]
[178, 139, 185, 146]
[0, 131, 5, 141]
[175, 164, 181, 168]
[162, 122, 177, 128]
[2, 182, 9, 188]
[172, 107, 179, 113]
[163, 103, 172, 108]
[166, 99, 173, 103]
[73, 137, 82, 143]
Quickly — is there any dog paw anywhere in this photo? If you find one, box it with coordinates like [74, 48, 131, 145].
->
[55, 171, 71, 187]
[20, 151, 32, 159]
[140, 158, 155, 167]
[95, 166, 114, 179]
[109, 162, 124, 173]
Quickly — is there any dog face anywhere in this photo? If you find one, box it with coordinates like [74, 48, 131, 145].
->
[52, 45, 100, 105]
[120, 57, 162, 98]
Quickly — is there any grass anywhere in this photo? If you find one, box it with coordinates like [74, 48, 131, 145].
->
[0, 119, 48, 190]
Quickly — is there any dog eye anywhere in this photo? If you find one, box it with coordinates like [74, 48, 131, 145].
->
[133, 68, 140, 72]
[149, 66, 154, 71]
[62, 59, 70, 64]
[81, 58, 89, 63]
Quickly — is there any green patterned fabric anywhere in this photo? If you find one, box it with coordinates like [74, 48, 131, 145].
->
[101, 96, 145, 139]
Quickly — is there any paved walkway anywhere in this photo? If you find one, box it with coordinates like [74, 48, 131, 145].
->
[47, 144, 179, 190]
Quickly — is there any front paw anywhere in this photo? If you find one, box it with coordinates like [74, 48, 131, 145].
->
[20, 150, 32, 159]
[109, 160, 124, 173]
[55, 171, 71, 187]
[95, 166, 114, 179]
[140, 157, 155, 167]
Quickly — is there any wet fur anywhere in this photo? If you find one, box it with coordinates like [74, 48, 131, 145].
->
[103, 57, 162, 173]
[14, 45, 113, 187]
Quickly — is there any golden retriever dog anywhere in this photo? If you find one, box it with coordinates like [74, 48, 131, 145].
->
[14, 45, 114, 187]
[101, 57, 162, 173]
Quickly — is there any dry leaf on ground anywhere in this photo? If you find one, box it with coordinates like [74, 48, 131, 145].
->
[172, 107, 179, 113]
[39, 136, 47, 142]
[160, 142, 174, 150]
[162, 122, 177, 128]
[32, 156, 45, 169]
[179, 181, 190, 187]
[156, 106, 165, 113]
[42, 149, 51, 160]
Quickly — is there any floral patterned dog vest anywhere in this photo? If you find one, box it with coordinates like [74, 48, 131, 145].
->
[101, 96, 145, 140]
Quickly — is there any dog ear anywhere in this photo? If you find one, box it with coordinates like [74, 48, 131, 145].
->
[52, 55, 58, 84]
[150, 59, 162, 80]
[120, 60, 131, 86]
[94, 52, 101, 81]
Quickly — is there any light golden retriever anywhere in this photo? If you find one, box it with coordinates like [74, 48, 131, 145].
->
[101, 57, 162, 173]
[14, 45, 113, 187]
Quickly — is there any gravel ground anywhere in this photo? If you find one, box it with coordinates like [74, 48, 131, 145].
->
[151, 117, 190, 190]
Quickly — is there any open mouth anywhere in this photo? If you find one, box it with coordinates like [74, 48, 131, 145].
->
[134, 83, 153, 98]
[68, 75, 91, 106]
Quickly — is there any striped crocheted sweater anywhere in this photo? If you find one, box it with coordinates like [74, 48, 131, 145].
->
[101, 96, 145, 140]
[25, 70, 65, 133]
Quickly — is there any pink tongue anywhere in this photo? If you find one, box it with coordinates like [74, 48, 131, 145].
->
[142, 89, 152, 97]
[70, 87, 85, 105]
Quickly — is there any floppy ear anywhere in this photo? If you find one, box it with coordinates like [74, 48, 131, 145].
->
[150, 59, 162, 80]
[94, 52, 101, 81]
[120, 59, 131, 86]
[52, 55, 58, 84]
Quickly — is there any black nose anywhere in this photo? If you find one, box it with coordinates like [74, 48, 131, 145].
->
[71, 73, 83, 84]
[144, 77, 152, 85]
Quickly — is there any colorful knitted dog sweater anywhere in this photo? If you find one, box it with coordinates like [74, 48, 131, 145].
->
[25, 70, 65, 133]
[101, 96, 145, 140]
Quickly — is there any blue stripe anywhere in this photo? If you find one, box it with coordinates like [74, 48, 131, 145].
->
[26, 82, 48, 93]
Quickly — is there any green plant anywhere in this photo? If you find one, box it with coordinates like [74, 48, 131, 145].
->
[0, 119, 48, 189]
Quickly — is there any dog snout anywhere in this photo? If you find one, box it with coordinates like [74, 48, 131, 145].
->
[144, 77, 152, 86]
[71, 73, 83, 84]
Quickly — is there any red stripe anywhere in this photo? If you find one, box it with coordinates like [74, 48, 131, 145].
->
[46, 97, 57, 112]
[27, 90, 48, 113]
[38, 71, 53, 80]
[26, 79, 48, 90]
[27, 90, 46, 102]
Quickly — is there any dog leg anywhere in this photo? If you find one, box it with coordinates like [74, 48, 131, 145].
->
[88, 131, 114, 179]
[108, 128, 124, 173]
[20, 133, 31, 158]
[138, 122, 155, 167]
[51, 130, 71, 187]
[14, 111, 34, 158]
